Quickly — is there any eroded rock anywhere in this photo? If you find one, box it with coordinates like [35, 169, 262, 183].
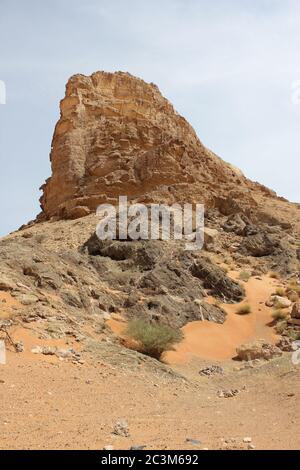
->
[236, 339, 282, 361]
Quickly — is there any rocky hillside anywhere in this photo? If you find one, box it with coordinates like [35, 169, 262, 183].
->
[1, 71, 300, 363]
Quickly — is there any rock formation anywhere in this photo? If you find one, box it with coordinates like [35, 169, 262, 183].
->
[39, 71, 275, 221]
[0, 70, 299, 361]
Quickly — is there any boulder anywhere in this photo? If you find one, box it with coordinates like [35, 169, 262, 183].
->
[291, 302, 300, 319]
[222, 213, 247, 235]
[203, 227, 219, 250]
[17, 293, 39, 305]
[276, 336, 294, 352]
[0, 275, 16, 291]
[266, 295, 292, 309]
[239, 233, 278, 257]
[236, 339, 282, 361]
[288, 318, 300, 326]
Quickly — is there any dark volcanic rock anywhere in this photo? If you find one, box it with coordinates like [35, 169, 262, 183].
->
[191, 256, 245, 302]
[239, 233, 278, 257]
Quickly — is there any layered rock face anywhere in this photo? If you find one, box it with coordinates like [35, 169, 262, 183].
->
[40, 71, 267, 220]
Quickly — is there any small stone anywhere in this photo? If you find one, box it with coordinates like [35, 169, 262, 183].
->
[199, 365, 224, 377]
[103, 445, 114, 450]
[18, 294, 39, 306]
[218, 389, 240, 398]
[56, 348, 73, 359]
[186, 438, 202, 446]
[243, 437, 252, 443]
[0, 276, 16, 291]
[31, 346, 43, 354]
[113, 419, 129, 437]
[102, 312, 112, 321]
[248, 444, 255, 450]
[130, 445, 146, 450]
[15, 342, 24, 353]
[42, 346, 57, 355]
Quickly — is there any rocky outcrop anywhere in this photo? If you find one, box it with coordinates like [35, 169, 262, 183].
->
[0, 232, 229, 331]
[239, 232, 278, 257]
[236, 340, 282, 361]
[82, 236, 228, 327]
[191, 256, 245, 302]
[1, 71, 299, 362]
[39, 71, 275, 221]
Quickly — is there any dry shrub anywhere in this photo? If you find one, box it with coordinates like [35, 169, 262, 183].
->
[238, 271, 251, 282]
[236, 304, 252, 315]
[126, 319, 183, 360]
[272, 309, 288, 321]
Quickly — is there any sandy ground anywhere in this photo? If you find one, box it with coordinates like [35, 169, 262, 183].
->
[0, 350, 299, 450]
[109, 274, 280, 363]
[166, 274, 279, 363]
[0, 274, 299, 450]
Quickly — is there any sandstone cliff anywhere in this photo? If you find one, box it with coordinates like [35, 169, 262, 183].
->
[39, 71, 276, 221]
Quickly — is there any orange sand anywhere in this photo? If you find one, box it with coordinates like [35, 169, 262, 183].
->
[166, 274, 279, 363]
[107, 274, 280, 363]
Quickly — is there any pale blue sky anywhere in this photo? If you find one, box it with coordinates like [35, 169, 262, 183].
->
[1, 0, 300, 236]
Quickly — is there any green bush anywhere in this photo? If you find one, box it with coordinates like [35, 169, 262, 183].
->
[236, 304, 252, 315]
[126, 319, 183, 360]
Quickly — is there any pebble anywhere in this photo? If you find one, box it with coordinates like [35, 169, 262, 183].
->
[113, 419, 130, 437]
[186, 438, 202, 446]
[199, 365, 224, 377]
[218, 388, 240, 398]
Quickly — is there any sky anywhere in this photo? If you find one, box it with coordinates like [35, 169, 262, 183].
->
[1, 0, 300, 237]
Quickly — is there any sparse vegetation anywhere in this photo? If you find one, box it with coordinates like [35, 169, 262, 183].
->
[126, 319, 183, 360]
[269, 271, 280, 279]
[236, 304, 252, 315]
[272, 309, 288, 321]
[238, 270, 251, 282]
[287, 280, 300, 297]
[275, 320, 288, 335]
[287, 291, 299, 302]
[274, 287, 285, 297]
[286, 329, 300, 341]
